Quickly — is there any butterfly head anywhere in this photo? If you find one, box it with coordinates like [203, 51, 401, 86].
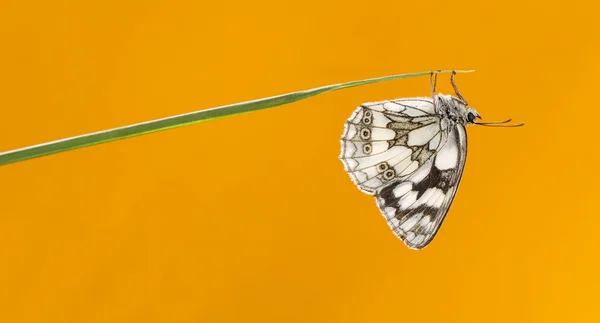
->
[465, 107, 481, 124]
[464, 105, 525, 128]
[464, 106, 524, 127]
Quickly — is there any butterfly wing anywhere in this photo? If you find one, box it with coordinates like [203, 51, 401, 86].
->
[375, 124, 467, 249]
[339, 98, 445, 194]
[340, 97, 468, 250]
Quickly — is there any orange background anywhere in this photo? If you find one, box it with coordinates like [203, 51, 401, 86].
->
[0, 1, 598, 322]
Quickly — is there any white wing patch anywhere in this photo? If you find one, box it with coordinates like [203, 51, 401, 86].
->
[407, 123, 439, 146]
[434, 135, 459, 170]
[390, 98, 437, 114]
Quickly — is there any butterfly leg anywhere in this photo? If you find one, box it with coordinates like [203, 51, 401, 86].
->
[451, 70, 468, 105]
[430, 72, 438, 96]
[430, 71, 438, 111]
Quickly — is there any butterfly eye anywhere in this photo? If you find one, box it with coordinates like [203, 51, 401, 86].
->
[467, 112, 476, 123]
[362, 143, 372, 154]
[362, 116, 372, 125]
[364, 110, 372, 118]
[360, 128, 371, 140]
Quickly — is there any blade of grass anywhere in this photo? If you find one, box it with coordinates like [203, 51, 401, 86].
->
[0, 69, 473, 166]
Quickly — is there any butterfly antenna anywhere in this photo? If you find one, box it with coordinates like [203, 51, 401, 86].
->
[474, 120, 525, 128]
[475, 119, 512, 125]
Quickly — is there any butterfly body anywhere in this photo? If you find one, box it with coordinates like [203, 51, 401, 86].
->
[339, 93, 479, 250]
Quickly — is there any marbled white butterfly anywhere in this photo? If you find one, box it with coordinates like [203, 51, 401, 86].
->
[339, 71, 523, 250]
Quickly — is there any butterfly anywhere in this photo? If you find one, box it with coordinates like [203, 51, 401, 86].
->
[339, 71, 523, 250]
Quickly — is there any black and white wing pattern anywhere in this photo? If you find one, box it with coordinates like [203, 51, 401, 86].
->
[339, 98, 467, 250]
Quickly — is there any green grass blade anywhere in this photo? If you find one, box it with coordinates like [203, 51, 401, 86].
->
[0, 69, 473, 166]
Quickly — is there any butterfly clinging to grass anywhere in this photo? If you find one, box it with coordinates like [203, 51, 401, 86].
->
[339, 71, 523, 250]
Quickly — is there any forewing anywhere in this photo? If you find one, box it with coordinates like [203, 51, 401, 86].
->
[339, 98, 444, 194]
[374, 124, 468, 249]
